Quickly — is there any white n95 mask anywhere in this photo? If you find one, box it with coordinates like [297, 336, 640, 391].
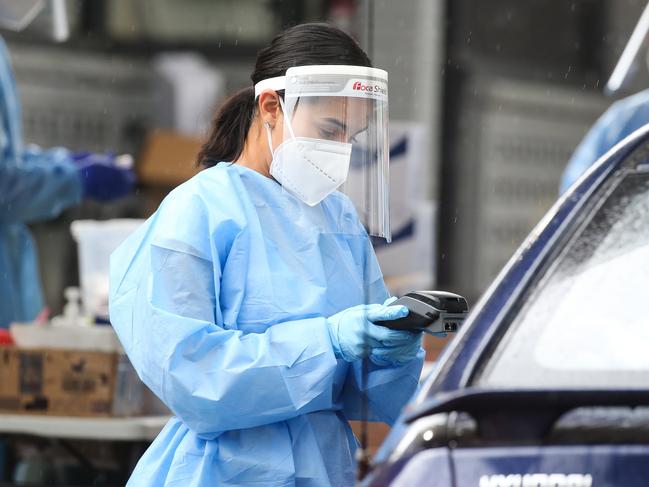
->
[265, 108, 352, 207]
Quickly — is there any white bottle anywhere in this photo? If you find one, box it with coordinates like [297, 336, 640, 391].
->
[52, 287, 86, 327]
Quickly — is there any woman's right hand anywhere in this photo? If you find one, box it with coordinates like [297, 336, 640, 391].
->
[326, 298, 422, 366]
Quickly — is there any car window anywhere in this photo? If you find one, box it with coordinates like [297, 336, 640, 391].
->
[477, 170, 649, 389]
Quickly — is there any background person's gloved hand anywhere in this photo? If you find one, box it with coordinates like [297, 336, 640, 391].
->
[326, 297, 420, 365]
[74, 152, 136, 202]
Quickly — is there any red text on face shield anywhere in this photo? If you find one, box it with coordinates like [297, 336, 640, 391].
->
[352, 81, 387, 96]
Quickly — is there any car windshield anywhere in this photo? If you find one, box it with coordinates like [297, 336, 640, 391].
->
[477, 170, 649, 389]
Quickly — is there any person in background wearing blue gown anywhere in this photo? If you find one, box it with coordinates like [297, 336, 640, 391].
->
[109, 23, 425, 486]
[560, 89, 649, 194]
[0, 0, 134, 329]
[560, 1, 649, 194]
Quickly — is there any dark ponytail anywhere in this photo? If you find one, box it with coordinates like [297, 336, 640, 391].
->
[197, 23, 372, 167]
[197, 86, 255, 166]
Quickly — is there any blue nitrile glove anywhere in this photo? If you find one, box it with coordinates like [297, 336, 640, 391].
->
[370, 332, 423, 366]
[74, 152, 136, 202]
[326, 297, 417, 363]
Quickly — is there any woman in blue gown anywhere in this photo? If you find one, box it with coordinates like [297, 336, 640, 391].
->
[109, 23, 424, 487]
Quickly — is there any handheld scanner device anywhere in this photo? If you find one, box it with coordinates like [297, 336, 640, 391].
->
[375, 291, 469, 334]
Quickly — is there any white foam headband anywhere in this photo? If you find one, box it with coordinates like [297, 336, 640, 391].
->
[253, 65, 388, 98]
[254, 76, 286, 98]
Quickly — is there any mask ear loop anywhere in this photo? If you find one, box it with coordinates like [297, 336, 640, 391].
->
[264, 94, 296, 157]
[264, 121, 275, 157]
[277, 95, 296, 139]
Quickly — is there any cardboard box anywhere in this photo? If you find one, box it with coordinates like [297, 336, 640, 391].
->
[0, 348, 143, 417]
[137, 130, 203, 187]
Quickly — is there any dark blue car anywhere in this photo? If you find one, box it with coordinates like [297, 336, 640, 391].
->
[364, 126, 649, 487]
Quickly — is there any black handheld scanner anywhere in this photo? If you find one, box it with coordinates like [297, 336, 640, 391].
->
[375, 291, 469, 334]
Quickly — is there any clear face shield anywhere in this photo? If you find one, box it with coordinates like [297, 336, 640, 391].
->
[256, 65, 391, 241]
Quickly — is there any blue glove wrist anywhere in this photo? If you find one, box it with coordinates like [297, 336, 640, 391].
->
[75, 152, 136, 202]
[325, 299, 419, 364]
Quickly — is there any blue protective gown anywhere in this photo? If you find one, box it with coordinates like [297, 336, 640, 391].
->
[109, 163, 424, 487]
[560, 88, 649, 194]
[0, 37, 82, 329]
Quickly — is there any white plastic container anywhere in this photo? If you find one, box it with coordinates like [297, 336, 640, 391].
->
[70, 219, 145, 319]
[10, 322, 123, 353]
